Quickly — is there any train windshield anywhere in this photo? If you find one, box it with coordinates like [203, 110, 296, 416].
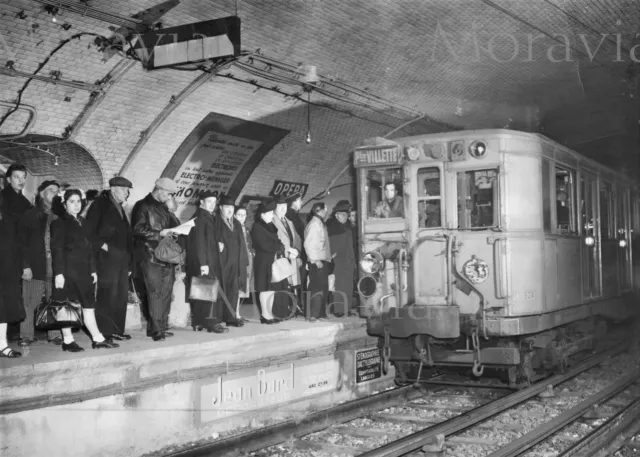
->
[417, 167, 441, 228]
[457, 169, 498, 229]
[366, 167, 405, 219]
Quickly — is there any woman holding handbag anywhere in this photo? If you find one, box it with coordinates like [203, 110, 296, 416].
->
[251, 200, 289, 324]
[185, 191, 227, 334]
[51, 189, 119, 352]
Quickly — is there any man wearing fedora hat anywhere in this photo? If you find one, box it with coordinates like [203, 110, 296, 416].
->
[326, 200, 357, 317]
[214, 194, 248, 328]
[85, 176, 135, 341]
[131, 177, 180, 341]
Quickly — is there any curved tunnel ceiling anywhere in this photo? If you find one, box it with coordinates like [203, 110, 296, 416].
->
[0, 134, 104, 190]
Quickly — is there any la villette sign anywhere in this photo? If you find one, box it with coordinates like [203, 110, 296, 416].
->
[196, 355, 339, 425]
[354, 145, 402, 166]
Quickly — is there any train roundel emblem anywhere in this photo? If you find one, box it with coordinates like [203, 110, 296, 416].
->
[463, 256, 489, 284]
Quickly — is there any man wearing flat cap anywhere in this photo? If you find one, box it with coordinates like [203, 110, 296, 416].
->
[84, 176, 135, 341]
[214, 194, 248, 328]
[131, 177, 180, 341]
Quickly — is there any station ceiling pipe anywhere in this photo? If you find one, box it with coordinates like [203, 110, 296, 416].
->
[0, 101, 37, 140]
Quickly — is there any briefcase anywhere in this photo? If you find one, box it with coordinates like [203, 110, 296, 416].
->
[189, 276, 220, 302]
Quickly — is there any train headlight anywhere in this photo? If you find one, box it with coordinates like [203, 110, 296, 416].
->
[619, 239, 628, 248]
[469, 141, 488, 159]
[360, 251, 384, 274]
[358, 276, 378, 298]
[584, 236, 595, 247]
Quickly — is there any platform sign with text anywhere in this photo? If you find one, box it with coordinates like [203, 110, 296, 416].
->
[162, 113, 289, 221]
[355, 347, 382, 384]
[195, 355, 339, 425]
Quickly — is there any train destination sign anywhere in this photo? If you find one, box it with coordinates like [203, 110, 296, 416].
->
[196, 356, 339, 425]
[354, 146, 402, 166]
[355, 347, 382, 384]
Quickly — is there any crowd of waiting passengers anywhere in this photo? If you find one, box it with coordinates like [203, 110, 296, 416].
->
[0, 164, 360, 359]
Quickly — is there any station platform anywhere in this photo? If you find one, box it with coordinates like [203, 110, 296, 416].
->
[0, 306, 393, 457]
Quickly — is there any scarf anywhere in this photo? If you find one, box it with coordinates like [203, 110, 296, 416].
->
[326, 216, 349, 237]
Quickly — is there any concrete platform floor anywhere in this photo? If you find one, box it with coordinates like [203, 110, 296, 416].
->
[1, 303, 363, 368]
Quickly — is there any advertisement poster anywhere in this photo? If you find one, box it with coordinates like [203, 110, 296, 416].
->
[162, 113, 289, 221]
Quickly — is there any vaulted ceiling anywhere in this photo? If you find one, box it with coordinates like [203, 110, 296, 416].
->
[1, 0, 639, 192]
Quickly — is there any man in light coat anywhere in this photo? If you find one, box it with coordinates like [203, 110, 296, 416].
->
[273, 196, 301, 317]
[303, 202, 332, 321]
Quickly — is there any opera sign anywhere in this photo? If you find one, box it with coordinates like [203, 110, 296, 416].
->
[463, 255, 489, 284]
[269, 180, 309, 200]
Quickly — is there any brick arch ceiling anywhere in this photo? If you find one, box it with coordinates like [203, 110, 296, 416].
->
[0, 134, 104, 190]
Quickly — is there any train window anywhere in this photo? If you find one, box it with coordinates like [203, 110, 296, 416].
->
[417, 167, 441, 228]
[457, 169, 498, 229]
[600, 181, 612, 239]
[555, 166, 576, 234]
[367, 168, 404, 219]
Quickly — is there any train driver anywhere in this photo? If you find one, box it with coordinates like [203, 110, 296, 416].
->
[373, 182, 404, 218]
[556, 189, 570, 233]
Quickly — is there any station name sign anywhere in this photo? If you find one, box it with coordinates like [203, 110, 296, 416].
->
[354, 145, 402, 166]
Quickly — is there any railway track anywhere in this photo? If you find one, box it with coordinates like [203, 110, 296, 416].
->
[161, 336, 640, 457]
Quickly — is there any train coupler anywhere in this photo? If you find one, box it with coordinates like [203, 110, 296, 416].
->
[471, 329, 485, 377]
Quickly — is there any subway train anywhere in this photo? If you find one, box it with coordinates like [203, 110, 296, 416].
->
[354, 129, 639, 387]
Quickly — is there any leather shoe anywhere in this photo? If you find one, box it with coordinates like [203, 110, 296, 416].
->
[112, 333, 132, 341]
[62, 341, 84, 352]
[209, 324, 229, 334]
[152, 333, 165, 342]
[92, 340, 119, 349]
[226, 318, 244, 327]
[260, 317, 275, 325]
[163, 331, 174, 337]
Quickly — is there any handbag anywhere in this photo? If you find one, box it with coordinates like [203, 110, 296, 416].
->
[272, 254, 296, 283]
[34, 296, 84, 331]
[189, 276, 220, 302]
[155, 234, 183, 264]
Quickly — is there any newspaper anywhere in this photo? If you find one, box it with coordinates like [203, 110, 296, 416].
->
[167, 218, 196, 236]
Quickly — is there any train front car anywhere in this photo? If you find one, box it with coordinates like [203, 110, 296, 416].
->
[356, 130, 638, 388]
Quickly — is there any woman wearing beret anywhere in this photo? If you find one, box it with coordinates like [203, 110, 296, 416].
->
[234, 205, 254, 322]
[251, 200, 288, 324]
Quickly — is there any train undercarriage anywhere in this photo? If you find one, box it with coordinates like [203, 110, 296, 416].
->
[380, 316, 612, 389]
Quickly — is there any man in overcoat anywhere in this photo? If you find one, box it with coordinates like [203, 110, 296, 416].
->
[185, 190, 227, 333]
[85, 177, 135, 341]
[326, 200, 357, 316]
[19, 180, 61, 346]
[215, 195, 248, 327]
[1, 164, 32, 342]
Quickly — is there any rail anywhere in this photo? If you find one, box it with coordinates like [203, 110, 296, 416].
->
[358, 342, 627, 457]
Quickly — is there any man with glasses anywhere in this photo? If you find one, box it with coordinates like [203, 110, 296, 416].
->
[131, 178, 179, 341]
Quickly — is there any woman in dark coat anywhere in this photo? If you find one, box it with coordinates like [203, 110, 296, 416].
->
[251, 200, 287, 324]
[235, 205, 254, 322]
[185, 191, 227, 334]
[0, 191, 26, 358]
[51, 189, 119, 352]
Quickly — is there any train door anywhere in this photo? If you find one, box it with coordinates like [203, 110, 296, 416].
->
[580, 172, 600, 299]
[412, 164, 447, 305]
[600, 180, 617, 297]
[617, 187, 632, 292]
